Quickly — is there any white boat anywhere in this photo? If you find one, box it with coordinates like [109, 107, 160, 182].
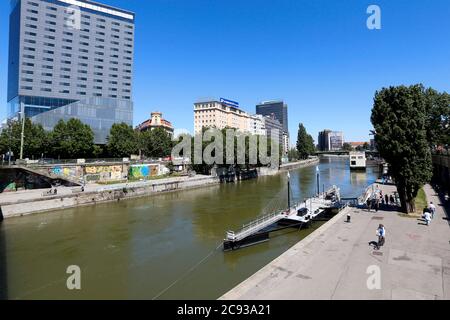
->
[278, 186, 341, 226]
[349, 151, 366, 170]
[223, 169, 342, 251]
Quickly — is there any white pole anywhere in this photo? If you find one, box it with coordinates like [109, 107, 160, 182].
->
[19, 103, 25, 160]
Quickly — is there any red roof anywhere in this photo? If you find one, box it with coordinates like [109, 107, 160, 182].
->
[136, 117, 173, 132]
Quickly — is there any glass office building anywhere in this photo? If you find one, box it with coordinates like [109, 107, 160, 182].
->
[7, 0, 135, 144]
[256, 100, 289, 136]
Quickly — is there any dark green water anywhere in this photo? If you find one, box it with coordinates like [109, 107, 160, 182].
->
[0, 157, 377, 299]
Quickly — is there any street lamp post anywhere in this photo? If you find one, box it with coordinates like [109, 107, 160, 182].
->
[7, 119, 13, 166]
[19, 105, 25, 160]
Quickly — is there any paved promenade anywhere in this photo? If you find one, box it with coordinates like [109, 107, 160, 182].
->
[221, 184, 450, 300]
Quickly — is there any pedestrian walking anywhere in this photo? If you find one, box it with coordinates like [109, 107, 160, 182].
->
[376, 224, 386, 250]
[428, 202, 436, 219]
[423, 210, 431, 226]
[384, 194, 389, 207]
[366, 198, 371, 212]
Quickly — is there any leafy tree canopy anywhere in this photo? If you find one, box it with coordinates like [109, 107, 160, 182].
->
[296, 123, 315, 159]
[50, 118, 95, 159]
[342, 143, 353, 151]
[0, 118, 48, 159]
[371, 84, 433, 213]
[140, 127, 173, 158]
[106, 122, 139, 158]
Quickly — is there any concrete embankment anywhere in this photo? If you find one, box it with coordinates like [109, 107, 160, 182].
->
[0, 175, 219, 219]
[221, 183, 450, 300]
[0, 158, 320, 219]
[279, 157, 320, 172]
[257, 157, 320, 176]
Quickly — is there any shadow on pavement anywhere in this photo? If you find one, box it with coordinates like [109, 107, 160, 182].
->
[431, 184, 450, 228]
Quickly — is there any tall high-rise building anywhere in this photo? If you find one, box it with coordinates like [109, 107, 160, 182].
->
[263, 114, 283, 149]
[256, 100, 288, 136]
[318, 130, 344, 151]
[318, 130, 331, 151]
[7, 0, 135, 144]
[329, 131, 344, 150]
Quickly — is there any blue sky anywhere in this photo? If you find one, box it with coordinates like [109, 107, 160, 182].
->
[0, 0, 449, 143]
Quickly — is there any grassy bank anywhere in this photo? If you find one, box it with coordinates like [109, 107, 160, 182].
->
[414, 187, 428, 214]
[398, 187, 428, 218]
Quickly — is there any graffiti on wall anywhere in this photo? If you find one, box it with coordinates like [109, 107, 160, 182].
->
[85, 165, 123, 181]
[49, 165, 124, 182]
[1, 182, 16, 192]
[129, 164, 159, 179]
[49, 166, 82, 180]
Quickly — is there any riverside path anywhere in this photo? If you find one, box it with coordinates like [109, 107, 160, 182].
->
[221, 184, 450, 300]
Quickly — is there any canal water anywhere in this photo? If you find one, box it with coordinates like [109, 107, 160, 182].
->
[0, 157, 378, 299]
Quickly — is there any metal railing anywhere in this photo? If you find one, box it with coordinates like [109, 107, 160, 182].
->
[225, 185, 341, 241]
[229, 210, 286, 241]
[1, 157, 167, 167]
[240, 210, 285, 232]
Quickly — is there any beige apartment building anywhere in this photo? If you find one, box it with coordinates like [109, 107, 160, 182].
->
[194, 99, 253, 134]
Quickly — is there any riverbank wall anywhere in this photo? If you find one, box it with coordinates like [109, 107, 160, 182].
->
[279, 157, 320, 172]
[0, 175, 219, 219]
[0, 157, 320, 219]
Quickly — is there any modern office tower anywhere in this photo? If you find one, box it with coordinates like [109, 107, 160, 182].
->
[318, 130, 331, 151]
[256, 100, 289, 136]
[263, 114, 283, 148]
[318, 129, 344, 151]
[282, 132, 289, 154]
[329, 131, 344, 150]
[193, 98, 251, 134]
[7, 0, 135, 144]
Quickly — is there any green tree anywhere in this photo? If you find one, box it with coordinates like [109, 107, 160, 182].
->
[424, 89, 450, 147]
[371, 84, 433, 213]
[307, 134, 315, 154]
[287, 148, 300, 161]
[342, 143, 353, 151]
[187, 127, 282, 174]
[49, 118, 95, 159]
[106, 122, 139, 157]
[296, 123, 315, 159]
[140, 127, 172, 158]
[363, 142, 370, 150]
[0, 118, 48, 159]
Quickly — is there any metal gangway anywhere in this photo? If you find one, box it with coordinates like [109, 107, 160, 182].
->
[226, 209, 290, 241]
[225, 187, 292, 242]
[225, 185, 341, 242]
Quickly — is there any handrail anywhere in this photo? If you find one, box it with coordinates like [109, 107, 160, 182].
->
[226, 185, 341, 241]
